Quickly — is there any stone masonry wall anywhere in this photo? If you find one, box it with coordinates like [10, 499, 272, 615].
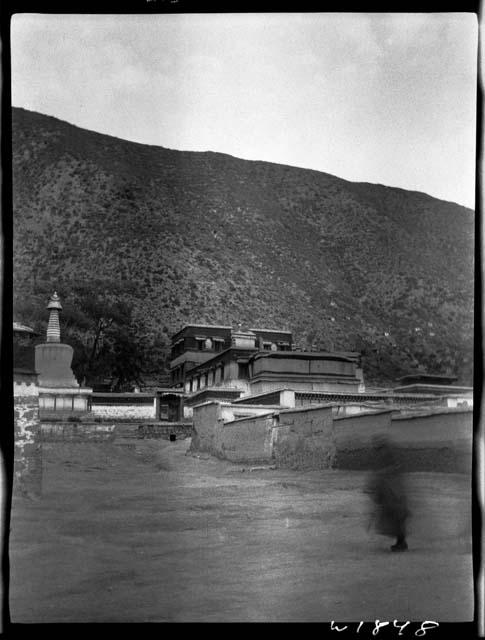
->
[14, 377, 42, 497]
[137, 423, 194, 440]
[40, 423, 116, 442]
[91, 403, 156, 420]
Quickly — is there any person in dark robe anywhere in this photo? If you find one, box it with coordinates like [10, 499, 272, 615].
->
[365, 435, 410, 551]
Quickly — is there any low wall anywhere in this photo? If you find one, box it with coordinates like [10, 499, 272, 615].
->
[190, 401, 473, 473]
[190, 402, 222, 454]
[332, 411, 393, 469]
[219, 403, 281, 422]
[191, 404, 336, 467]
[137, 423, 194, 440]
[390, 409, 473, 472]
[273, 405, 335, 470]
[217, 414, 275, 463]
[14, 376, 42, 497]
[191, 401, 281, 458]
[91, 403, 156, 420]
[41, 422, 116, 442]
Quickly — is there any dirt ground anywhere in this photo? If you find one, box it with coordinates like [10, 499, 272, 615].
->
[8, 437, 473, 623]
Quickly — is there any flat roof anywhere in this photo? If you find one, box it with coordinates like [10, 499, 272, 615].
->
[171, 324, 233, 340]
[294, 390, 439, 400]
[177, 324, 233, 330]
[233, 388, 291, 402]
[249, 328, 292, 334]
[392, 407, 473, 419]
[397, 374, 458, 382]
[278, 403, 337, 414]
[172, 324, 292, 340]
[333, 408, 397, 419]
[233, 387, 445, 402]
[92, 392, 155, 398]
[184, 346, 256, 373]
[224, 411, 276, 425]
[188, 387, 242, 397]
[392, 384, 473, 393]
[225, 403, 282, 410]
[92, 389, 184, 397]
[251, 351, 354, 362]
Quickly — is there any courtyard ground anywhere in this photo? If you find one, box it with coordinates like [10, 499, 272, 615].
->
[9, 436, 473, 623]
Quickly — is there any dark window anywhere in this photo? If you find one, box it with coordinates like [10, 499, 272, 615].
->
[220, 364, 225, 381]
[238, 363, 249, 379]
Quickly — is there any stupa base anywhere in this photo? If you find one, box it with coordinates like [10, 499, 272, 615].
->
[38, 386, 93, 414]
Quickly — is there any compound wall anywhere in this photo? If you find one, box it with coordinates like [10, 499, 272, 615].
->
[190, 401, 473, 473]
[40, 422, 116, 442]
[91, 398, 157, 420]
[14, 374, 42, 497]
[272, 406, 335, 470]
[332, 411, 393, 469]
[390, 409, 473, 472]
[217, 414, 275, 463]
[190, 402, 278, 458]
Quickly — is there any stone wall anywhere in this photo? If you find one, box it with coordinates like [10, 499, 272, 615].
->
[273, 406, 335, 470]
[13, 375, 42, 497]
[137, 423, 194, 440]
[91, 402, 156, 420]
[41, 422, 116, 442]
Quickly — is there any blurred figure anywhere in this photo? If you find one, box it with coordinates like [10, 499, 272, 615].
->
[365, 435, 410, 551]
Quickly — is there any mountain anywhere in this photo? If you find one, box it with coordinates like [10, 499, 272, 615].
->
[12, 107, 474, 385]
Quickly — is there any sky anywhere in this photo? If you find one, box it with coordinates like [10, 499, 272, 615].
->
[11, 13, 478, 208]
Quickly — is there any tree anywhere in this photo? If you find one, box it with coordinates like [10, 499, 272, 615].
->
[98, 327, 148, 391]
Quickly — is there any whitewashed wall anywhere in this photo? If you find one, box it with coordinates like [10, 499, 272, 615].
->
[91, 402, 156, 420]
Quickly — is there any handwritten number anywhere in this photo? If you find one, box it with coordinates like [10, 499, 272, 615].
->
[415, 621, 439, 636]
[393, 621, 411, 635]
[329, 619, 437, 635]
[373, 620, 390, 635]
[331, 621, 348, 632]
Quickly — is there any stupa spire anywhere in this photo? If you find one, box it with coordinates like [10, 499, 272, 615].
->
[46, 291, 62, 343]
